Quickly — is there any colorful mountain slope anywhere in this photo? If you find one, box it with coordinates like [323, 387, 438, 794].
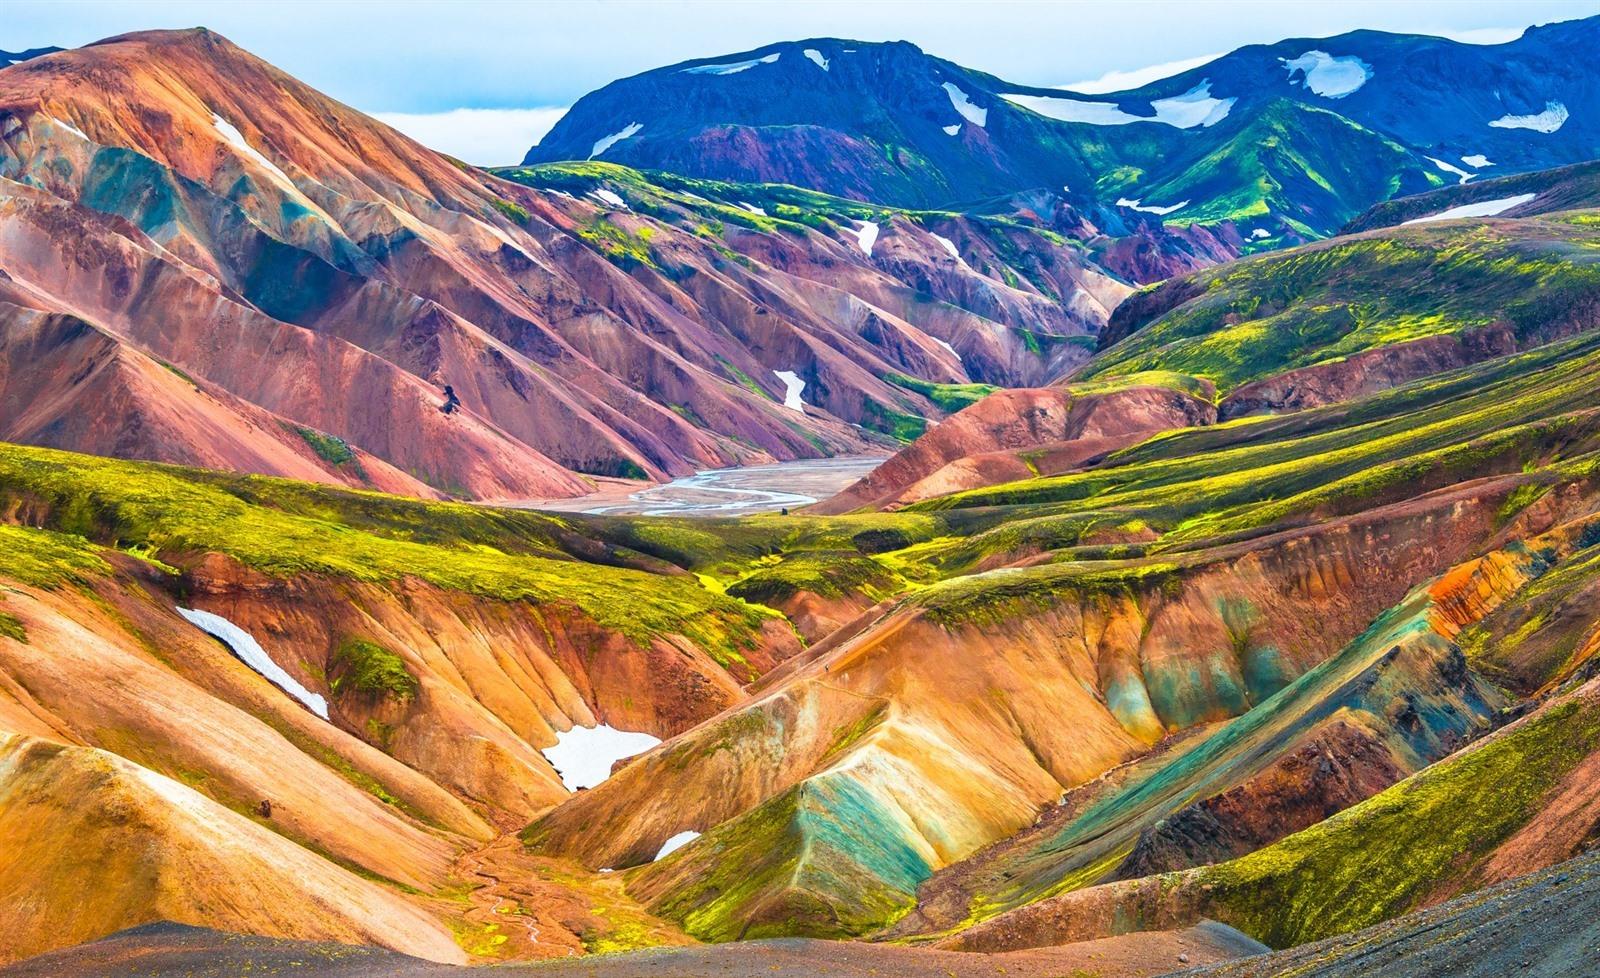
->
[0, 30, 1122, 500]
[516, 325, 1600, 942]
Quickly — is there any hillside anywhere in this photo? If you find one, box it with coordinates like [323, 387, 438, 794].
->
[0, 30, 1126, 500]
[527, 19, 1600, 242]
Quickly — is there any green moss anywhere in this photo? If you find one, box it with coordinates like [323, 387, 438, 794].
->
[0, 610, 26, 644]
[0, 443, 772, 666]
[487, 197, 530, 224]
[291, 425, 356, 466]
[330, 638, 418, 701]
[882, 372, 999, 413]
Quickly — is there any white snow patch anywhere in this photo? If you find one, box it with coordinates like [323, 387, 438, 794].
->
[177, 607, 329, 720]
[737, 201, 767, 215]
[1250, 228, 1271, 239]
[1462, 154, 1494, 169]
[1489, 102, 1568, 133]
[212, 113, 295, 186]
[1428, 156, 1476, 185]
[541, 724, 661, 791]
[849, 220, 879, 256]
[931, 233, 961, 260]
[1150, 81, 1235, 128]
[1280, 51, 1373, 98]
[943, 124, 962, 136]
[50, 116, 88, 141]
[654, 831, 701, 861]
[773, 370, 806, 412]
[589, 121, 642, 159]
[803, 48, 830, 71]
[942, 83, 988, 127]
[1001, 80, 1232, 129]
[683, 52, 780, 76]
[934, 337, 962, 361]
[588, 188, 627, 209]
[1402, 193, 1539, 225]
[1002, 93, 1137, 125]
[1117, 197, 1189, 216]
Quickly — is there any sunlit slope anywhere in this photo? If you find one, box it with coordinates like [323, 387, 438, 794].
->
[1084, 214, 1600, 417]
[519, 332, 1600, 941]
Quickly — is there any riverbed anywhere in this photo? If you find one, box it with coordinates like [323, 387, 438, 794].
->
[524, 456, 885, 517]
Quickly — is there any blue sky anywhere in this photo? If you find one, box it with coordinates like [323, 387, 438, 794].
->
[9, 0, 1599, 163]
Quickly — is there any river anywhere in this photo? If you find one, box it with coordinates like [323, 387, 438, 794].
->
[525, 456, 884, 518]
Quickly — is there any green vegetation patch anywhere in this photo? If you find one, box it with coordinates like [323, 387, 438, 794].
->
[291, 425, 356, 466]
[882, 372, 999, 413]
[726, 551, 905, 606]
[0, 610, 26, 644]
[330, 638, 418, 701]
[0, 444, 771, 665]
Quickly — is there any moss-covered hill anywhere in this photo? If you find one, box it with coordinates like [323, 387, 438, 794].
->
[1080, 213, 1600, 410]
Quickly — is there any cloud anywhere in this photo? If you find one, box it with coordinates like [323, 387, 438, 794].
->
[1438, 26, 1527, 45]
[1058, 53, 1223, 94]
[373, 106, 568, 166]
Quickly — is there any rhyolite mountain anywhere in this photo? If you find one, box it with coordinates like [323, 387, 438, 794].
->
[0, 30, 1125, 500]
[529, 17, 1600, 242]
[4, 16, 1600, 978]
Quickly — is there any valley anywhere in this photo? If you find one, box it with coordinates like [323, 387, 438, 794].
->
[3, 8, 1600, 978]
[527, 455, 886, 516]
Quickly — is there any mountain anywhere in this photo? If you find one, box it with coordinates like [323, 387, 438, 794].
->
[5, 18, 1600, 978]
[0, 47, 61, 68]
[528, 18, 1600, 242]
[0, 30, 1129, 500]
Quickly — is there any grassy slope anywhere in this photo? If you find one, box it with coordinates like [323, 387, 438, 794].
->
[1082, 215, 1600, 395]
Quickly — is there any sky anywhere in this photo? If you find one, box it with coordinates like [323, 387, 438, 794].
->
[9, 0, 1600, 164]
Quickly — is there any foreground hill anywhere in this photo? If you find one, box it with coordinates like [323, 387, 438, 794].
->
[527, 18, 1600, 241]
[0, 30, 1120, 499]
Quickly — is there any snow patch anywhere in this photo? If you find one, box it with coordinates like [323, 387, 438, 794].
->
[1462, 154, 1494, 169]
[1279, 51, 1373, 98]
[1489, 102, 1568, 133]
[931, 233, 961, 260]
[540, 724, 661, 791]
[942, 83, 988, 127]
[1428, 156, 1476, 185]
[943, 124, 962, 136]
[1001, 80, 1232, 129]
[803, 48, 830, 71]
[683, 52, 780, 76]
[934, 337, 962, 361]
[212, 113, 295, 187]
[1117, 197, 1188, 216]
[50, 116, 88, 141]
[773, 370, 806, 412]
[1150, 81, 1236, 128]
[1250, 228, 1271, 239]
[737, 201, 767, 216]
[1402, 193, 1538, 225]
[177, 608, 329, 720]
[654, 831, 701, 861]
[849, 220, 879, 256]
[588, 188, 627, 209]
[588, 121, 642, 159]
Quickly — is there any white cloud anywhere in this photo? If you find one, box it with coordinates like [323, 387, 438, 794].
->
[1439, 26, 1527, 45]
[374, 106, 568, 166]
[1059, 52, 1222, 94]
